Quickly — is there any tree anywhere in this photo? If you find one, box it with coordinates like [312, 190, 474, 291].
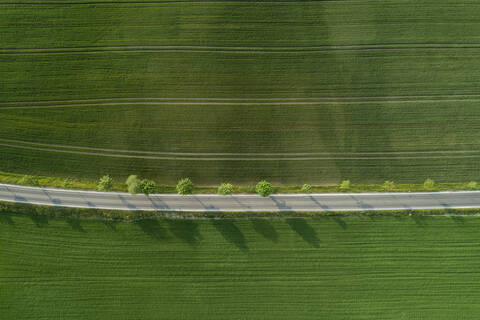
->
[139, 179, 156, 195]
[97, 175, 113, 192]
[424, 178, 435, 190]
[218, 183, 233, 195]
[18, 175, 39, 186]
[256, 180, 273, 197]
[127, 180, 142, 195]
[126, 175, 139, 186]
[126, 175, 141, 194]
[301, 184, 312, 193]
[339, 180, 350, 191]
[176, 178, 194, 195]
[383, 180, 395, 191]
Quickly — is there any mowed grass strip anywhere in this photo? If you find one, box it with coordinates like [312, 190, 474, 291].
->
[2, 214, 480, 319]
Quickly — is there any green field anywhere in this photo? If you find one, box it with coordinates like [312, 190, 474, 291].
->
[2, 0, 480, 184]
[2, 213, 480, 319]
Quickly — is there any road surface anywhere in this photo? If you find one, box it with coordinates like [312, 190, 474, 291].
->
[1, 183, 480, 212]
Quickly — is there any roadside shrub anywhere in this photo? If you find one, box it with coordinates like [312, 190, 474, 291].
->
[97, 175, 114, 192]
[127, 181, 142, 195]
[126, 175, 139, 186]
[339, 180, 350, 191]
[383, 180, 395, 191]
[424, 178, 435, 190]
[468, 181, 478, 190]
[301, 184, 312, 193]
[256, 180, 273, 197]
[18, 175, 39, 186]
[126, 175, 141, 194]
[218, 183, 233, 195]
[176, 178, 194, 195]
[138, 179, 156, 195]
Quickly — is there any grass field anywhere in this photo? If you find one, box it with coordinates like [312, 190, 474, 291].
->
[2, 0, 480, 184]
[2, 213, 480, 319]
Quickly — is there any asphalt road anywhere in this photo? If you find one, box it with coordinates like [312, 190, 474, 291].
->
[1, 183, 480, 212]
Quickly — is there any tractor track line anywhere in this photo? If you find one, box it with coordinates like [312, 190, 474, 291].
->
[3, 97, 480, 110]
[2, 142, 480, 161]
[0, 138, 479, 157]
[3, 42, 480, 53]
[4, 94, 480, 106]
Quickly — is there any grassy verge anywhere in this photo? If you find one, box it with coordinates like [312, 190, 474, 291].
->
[1, 170, 479, 195]
[1, 200, 479, 223]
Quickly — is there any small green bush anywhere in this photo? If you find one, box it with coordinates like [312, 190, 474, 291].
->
[301, 184, 312, 193]
[383, 180, 395, 191]
[339, 180, 350, 191]
[424, 178, 435, 190]
[255, 180, 273, 197]
[18, 175, 39, 186]
[176, 178, 194, 195]
[218, 183, 234, 195]
[97, 175, 114, 192]
[138, 179, 156, 195]
[467, 181, 478, 190]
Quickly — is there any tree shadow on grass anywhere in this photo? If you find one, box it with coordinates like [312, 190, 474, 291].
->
[103, 221, 118, 231]
[451, 216, 465, 225]
[286, 218, 320, 248]
[0, 214, 14, 225]
[30, 214, 48, 227]
[167, 220, 201, 246]
[66, 218, 85, 232]
[212, 220, 248, 251]
[412, 215, 428, 227]
[136, 219, 169, 241]
[331, 216, 347, 229]
[252, 219, 278, 243]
